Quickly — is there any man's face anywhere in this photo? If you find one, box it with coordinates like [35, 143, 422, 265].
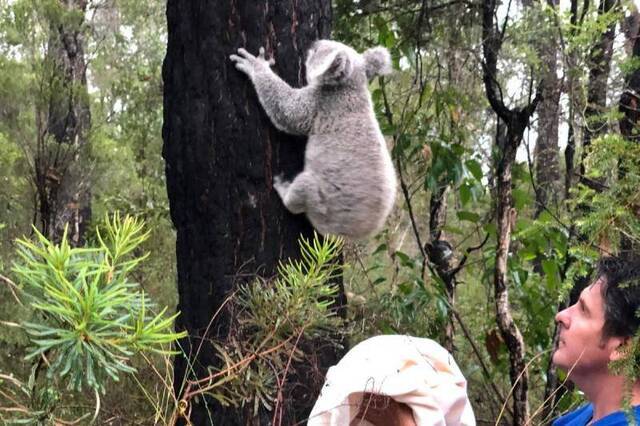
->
[552, 279, 620, 376]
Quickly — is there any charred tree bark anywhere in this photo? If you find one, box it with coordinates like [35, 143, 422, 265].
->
[163, 1, 339, 424]
[35, 0, 91, 246]
[565, 120, 576, 199]
[481, 0, 541, 422]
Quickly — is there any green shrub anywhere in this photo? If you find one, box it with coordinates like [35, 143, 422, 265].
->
[0, 213, 186, 426]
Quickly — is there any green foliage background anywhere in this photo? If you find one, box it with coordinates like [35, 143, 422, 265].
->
[0, 0, 178, 423]
[0, 0, 639, 424]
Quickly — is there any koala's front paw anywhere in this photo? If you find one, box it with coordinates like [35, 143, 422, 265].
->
[257, 47, 276, 66]
[230, 47, 275, 79]
[273, 174, 290, 197]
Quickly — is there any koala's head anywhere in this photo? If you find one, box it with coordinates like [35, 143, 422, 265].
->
[305, 40, 392, 86]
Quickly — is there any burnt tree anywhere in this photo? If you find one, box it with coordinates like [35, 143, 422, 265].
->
[162, 1, 341, 424]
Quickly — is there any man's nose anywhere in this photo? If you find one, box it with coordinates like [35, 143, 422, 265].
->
[555, 307, 570, 327]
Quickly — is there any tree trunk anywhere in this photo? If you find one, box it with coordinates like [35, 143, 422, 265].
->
[618, 11, 640, 254]
[163, 1, 339, 424]
[580, 0, 617, 181]
[427, 185, 456, 351]
[619, 13, 640, 148]
[534, 0, 561, 218]
[481, 0, 540, 422]
[494, 124, 531, 426]
[36, 0, 91, 246]
[527, 1, 562, 419]
[564, 0, 581, 199]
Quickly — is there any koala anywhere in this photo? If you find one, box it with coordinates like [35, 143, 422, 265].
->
[230, 40, 397, 240]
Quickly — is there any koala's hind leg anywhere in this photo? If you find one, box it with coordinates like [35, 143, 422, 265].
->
[273, 172, 326, 215]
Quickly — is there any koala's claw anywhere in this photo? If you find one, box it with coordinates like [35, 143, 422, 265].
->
[229, 54, 250, 75]
[273, 174, 289, 193]
[236, 48, 253, 60]
[259, 47, 276, 66]
[230, 48, 256, 71]
[230, 47, 275, 73]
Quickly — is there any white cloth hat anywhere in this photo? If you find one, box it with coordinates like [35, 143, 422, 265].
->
[307, 335, 476, 426]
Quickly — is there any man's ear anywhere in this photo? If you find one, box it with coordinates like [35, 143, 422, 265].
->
[609, 336, 632, 362]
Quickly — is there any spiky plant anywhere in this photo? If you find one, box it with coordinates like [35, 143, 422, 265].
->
[12, 213, 186, 394]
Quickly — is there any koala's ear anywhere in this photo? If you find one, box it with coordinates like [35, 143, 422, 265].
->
[363, 46, 392, 80]
[319, 50, 353, 83]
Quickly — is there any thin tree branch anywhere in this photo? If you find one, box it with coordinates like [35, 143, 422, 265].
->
[448, 232, 491, 277]
[0, 274, 23, 306]
[379, 77, 430, 278]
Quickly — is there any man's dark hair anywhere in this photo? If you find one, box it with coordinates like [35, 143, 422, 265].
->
[598, 256, 640, 339]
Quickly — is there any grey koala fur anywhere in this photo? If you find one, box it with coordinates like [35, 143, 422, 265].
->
[230, 40, 397, 240]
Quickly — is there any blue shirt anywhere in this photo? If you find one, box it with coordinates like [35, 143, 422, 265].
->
[553, 404, 640, 425]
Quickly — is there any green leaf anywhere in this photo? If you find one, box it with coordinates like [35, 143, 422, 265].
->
[394, 251, 415, 267]
[542, 259, 560, 289]
[460, 183, 472, 206]
[372, 277, 387, 285]
[466, 159, 483, 180]
[457, 210, 480, 223]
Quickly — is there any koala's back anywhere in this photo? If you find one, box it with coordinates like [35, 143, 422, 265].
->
[304, 86, 396, 239]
